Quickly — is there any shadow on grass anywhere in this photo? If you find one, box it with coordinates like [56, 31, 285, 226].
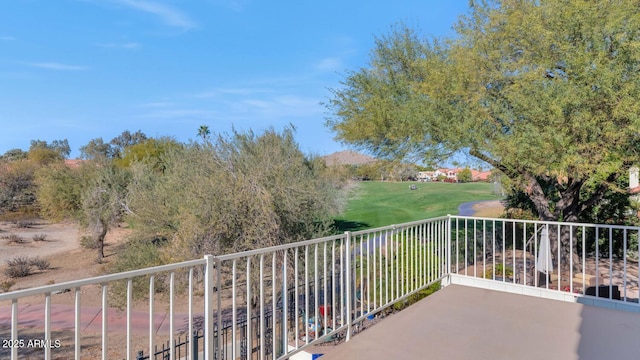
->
[333, 219, 371, 232]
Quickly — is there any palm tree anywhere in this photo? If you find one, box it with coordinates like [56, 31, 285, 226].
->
[197, 125, 210, 141]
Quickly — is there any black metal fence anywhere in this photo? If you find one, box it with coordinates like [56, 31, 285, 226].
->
[135, 279, 333, 360]
[135, 307, 288, 360]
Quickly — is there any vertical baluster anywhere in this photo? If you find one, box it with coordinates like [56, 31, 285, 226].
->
[259, 254, 265, 360]
[272, 253, 277, 359]
[127, 279, 132, 360]
[247, 257, 252, 360]
[304, 246, 309, 344]
[44, 292, 51, 360]
[169, 271, 175, 360]
[609, 228, 613, 300]
[332, 240, 337, 329]
[232, 260, 237, 360]
[294, 248, 299, 349]
[623, 229, 628, 301]
[75, 287, 81, 360]
[188, 268, 193, 360]
[102, 284, 108, 360]
[149, 276, 155, 360]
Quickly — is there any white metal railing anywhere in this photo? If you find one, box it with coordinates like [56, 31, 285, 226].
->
[0, 216, 449, 360]
[210, 216, 449, 359]
[449, 216, 640, 309]
[0, 258, 209, 360]
[2, 215, 639, 359]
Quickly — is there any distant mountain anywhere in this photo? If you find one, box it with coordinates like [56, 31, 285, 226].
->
[322, 150, 376, 166]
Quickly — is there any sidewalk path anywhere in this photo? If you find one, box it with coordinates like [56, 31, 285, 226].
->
[0, 303, 202, 335]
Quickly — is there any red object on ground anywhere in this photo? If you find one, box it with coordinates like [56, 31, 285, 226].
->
[319, 305, 331, 317]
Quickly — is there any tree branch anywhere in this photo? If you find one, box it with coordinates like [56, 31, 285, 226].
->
[469, 148, 555, 219]
[580, 172, 623, 213]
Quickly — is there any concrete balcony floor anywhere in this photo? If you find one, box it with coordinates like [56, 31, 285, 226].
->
[316, 285, 640, 360]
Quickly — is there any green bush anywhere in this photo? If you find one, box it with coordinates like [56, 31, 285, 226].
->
[109, 239, 168, 305]
[483, 264, 513, 279]
[392, 282, 440, 312]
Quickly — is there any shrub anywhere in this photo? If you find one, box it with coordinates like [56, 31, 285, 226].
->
[32, 233, 47, 242]
[14, 220, 34, 228]
[483, 264, 513, 279]
[4, 256, 32, 278]
[109, 239, 167, 305]
[29, 256, 51, 270]
[80, 235, 99, 249]
[0, 279, 15, 292]
[391, 282, 440, 312]
[3, 233, 26, 244]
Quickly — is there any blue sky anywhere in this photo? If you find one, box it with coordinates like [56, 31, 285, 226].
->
[0, 0, 469, 159]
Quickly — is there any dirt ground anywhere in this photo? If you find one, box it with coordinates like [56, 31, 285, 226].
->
[0, 220, 130, 292]
[471, 199, 505, 218]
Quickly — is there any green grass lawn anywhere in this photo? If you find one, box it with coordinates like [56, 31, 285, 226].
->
[334, 181, 503, 231]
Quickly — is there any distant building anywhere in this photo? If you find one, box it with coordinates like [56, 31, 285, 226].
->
[419, 168, 492, 183]
[417, 171, 435, 182]
[471, 170, 492, 182]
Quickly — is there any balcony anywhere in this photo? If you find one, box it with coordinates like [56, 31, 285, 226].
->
[1, 216, 639, 359]
[319, 284, 640, 360]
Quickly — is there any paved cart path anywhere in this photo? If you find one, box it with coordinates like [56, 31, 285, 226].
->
[0, 303, 201, 335]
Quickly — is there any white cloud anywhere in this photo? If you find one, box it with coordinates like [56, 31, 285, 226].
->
[95, 42, 140, 49]
[236, 94, 322, 118]
[314, 57, 343, 72]
[190, 87, 272, 98]
[113, 0, 197, 29]
[27, 62, 89, 71]
[0, 36, 16, 41]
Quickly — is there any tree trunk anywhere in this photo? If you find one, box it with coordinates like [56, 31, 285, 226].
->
[96, 218, 108, 260]
[527, 178, 583, 273]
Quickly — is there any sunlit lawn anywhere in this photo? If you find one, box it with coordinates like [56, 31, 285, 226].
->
[334, 181, 502, 231]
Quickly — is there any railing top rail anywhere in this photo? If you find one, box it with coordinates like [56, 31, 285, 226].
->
[216, 216, 453, 263]
[0, 258, 206, 301]
[216, 233, 348, 261]
[350, 216, 450, 236]
[451, 215, 640, 231]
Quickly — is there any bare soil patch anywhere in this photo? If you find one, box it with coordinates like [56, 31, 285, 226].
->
[471, 200, 505, 217]
[0, 220, 130, 293]
[0, 220, 80, 266]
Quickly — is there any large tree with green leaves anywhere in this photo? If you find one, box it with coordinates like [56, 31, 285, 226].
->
[327, 0, 640, 266]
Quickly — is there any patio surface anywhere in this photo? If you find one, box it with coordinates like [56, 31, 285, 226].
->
[316, 285, 640, 360]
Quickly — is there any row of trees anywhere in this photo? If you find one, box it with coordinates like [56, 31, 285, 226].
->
[1, 128, 345, 269]
[334, 160, 480, 182]
[0, 139, 72, 214]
